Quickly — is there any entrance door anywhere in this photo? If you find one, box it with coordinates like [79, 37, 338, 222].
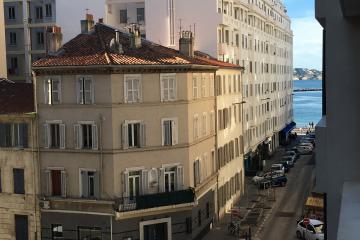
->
[15, 215, 28, 240]
[144, 222, 168, 240]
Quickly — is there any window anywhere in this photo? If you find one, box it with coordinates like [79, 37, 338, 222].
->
[46, 169, 66, 197]
[121, 121, 146, 149]
[74, 123, 98, 150]
[162, 118, 178, 146]
[194, 159, 201, 186]
[124, 75, 142, 103]
[77, 76, 93, 104]
[8, 6, 15, 20]
[45, 4, 52, 17]
[44, 122, 65, 149]
[210, 111, 215, 134]
[15, 215, 28, 240]
[51, 224, 63, 239]
[0, 123, 28, 148]
[35, 7, 43, 19]
[13, 168, 25, 194]
[9, 32, 17, 46]
[78, 227, 101, 240]
[137, 8, 145, 22]
[128, 171, 141, 200]
[44, 78, 61, 104]
[193, 115, 199, 140]
[202, 113, 207, 136]
[201, 74, 206, 97]
[168, 0, 175, 45]
[164, 167, 176, 192]
[120, 9, 127, 24]
[37, 32, 44, 45]
[158, 165, 183, 192]
[80, 170, 100, 198]
[160, 74, 176, 101]
[192, 74, 200, 99]
[209, 74, 215, 97]
[9, 57, 18, 75]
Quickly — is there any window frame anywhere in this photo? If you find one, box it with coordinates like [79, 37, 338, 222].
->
[44, 77, 62, 105]
[9, 32, 17, 46]
[160, 73, 177, 102]
[124, 74, 142, 103]
[13, 168, 25, 194]
[77, 76, 94, 105]
[7, 6, 16, 20]
[161, 117, 178, 146]
[35, 6, 43, 20]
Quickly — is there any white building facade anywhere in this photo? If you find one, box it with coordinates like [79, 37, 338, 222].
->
[105, 0, 294, 175]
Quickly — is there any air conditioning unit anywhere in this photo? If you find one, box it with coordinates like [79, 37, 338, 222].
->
[39, 200, 50, 209]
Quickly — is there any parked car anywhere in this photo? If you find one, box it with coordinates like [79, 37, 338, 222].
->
[282, 155, 295, 167]
[285, 150, 299, 161]
[299, 142, 314, 149]
[279, 160, 291, 172]
[296, 219, 324, 240]
[271, 164, 285, 175]
[252, 170, 284, 184]
[297, 146, 313, 155]
[258, 174, 287, 189]
[301, 138, 315, 145]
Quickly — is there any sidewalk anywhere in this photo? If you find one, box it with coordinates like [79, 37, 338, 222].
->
[204, 139, 299, 240]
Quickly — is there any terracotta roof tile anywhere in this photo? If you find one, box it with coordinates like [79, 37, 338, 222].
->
[33, 24, 242, 70]
[0, 79, 34, 115]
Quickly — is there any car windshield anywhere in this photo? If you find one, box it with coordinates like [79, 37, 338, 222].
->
[314, 224, 324, 233]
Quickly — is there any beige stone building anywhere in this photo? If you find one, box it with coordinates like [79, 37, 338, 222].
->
[0, 80, 40, 239]
[0, 0, 7, 78]
[32, 20, 243, 240]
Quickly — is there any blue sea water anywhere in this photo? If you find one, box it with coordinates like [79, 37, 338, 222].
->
[293, 80, 322, 128]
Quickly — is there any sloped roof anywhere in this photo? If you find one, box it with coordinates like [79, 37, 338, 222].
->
[33, 23, 242, 70]
[0, 79, 34, 115]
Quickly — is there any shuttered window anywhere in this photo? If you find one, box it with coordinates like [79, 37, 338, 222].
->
[80, 170, 100, 198]
[121, 121, 146, 149]
[160, 74, 176, 101]
[0, 123, 28, 148]
[74, 123, 98, 150]
[44, 78, 61, 105]
[13, 168, 25, 194]
[44, 122, 65, 149]
[77, 76, 93, 104]
[194, 159, 201, 187]
[162, 118, 178, 146]
[124, 75, 142, 103]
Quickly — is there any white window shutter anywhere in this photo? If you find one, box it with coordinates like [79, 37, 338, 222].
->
[160, 77, 164, 102]
[58, 79, 62, 104]
[171, 119, 178, 146]
[122, 122, 129, 150]
[74, 124, 82, 149]
[61, 170, 67, 198]
[44, 123, 50, 148]
[123, 171, 129, 197]
[176, 166, 184, 191]
[140, 122, 146, 148]
[45, 170, 51, 196]
[194, 161, 199, 186]
[138, 78, 142, 102]
[76, 78, 81, 104]
[124, 79, 128, 103]
[173, 76, 177, 100]
[91, 78, 95, 104]
[141, 169, 148, 195]
[159, 168, 165, 193]
[59, 124, 66, 149]
[44, 80, 50, 104]
[92, 124, 98, 150]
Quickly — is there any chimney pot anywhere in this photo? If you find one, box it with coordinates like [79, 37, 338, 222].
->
[81, 14, 95, 34]
[179, 31, 195, 57]
[46, 26, 63, 55]
[128, 25, 142, 49]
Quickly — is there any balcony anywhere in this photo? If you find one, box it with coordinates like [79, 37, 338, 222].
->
[116, 189, 196, 220]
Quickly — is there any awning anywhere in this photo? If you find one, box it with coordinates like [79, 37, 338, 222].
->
[281, 121, 296, 134]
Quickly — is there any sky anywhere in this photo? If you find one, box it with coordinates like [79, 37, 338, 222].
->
[283, 0, 323, 70]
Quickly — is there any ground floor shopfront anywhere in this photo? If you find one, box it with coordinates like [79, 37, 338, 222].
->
[40, 191, 215, 240]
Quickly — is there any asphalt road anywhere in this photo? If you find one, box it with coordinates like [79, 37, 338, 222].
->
[257, 153, 315, 240]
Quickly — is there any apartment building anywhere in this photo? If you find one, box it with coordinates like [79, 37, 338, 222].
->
[0, 0, 7, 78]
[315, 0, 360, 239]
[106, 0, 294, 175]
[0, 80, 40, 240]
[3, 0, 56, 82]
[32, 18, 243, 239]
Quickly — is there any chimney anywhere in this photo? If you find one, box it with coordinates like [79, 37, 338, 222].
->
[110, 30, 124, 54]
[179, 31, 195, 57]
[128, 25, 142, 49]
[81, 14, 95, 34]
[46, 26, 63, 55]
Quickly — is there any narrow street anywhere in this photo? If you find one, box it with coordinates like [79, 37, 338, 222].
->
[256, 154, 315, 240]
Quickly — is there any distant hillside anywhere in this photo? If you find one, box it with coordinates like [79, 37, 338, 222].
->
[293, 68, 322, 80]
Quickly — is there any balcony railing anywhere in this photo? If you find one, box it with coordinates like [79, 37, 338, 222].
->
[116, 189, 195, 212]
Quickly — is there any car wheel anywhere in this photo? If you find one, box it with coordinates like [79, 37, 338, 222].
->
[296, 231, 302, 239]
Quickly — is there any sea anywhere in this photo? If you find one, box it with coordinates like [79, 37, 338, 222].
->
[293, 80, 322, 128]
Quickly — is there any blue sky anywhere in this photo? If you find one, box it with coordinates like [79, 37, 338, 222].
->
[284, 0, 323, 70]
